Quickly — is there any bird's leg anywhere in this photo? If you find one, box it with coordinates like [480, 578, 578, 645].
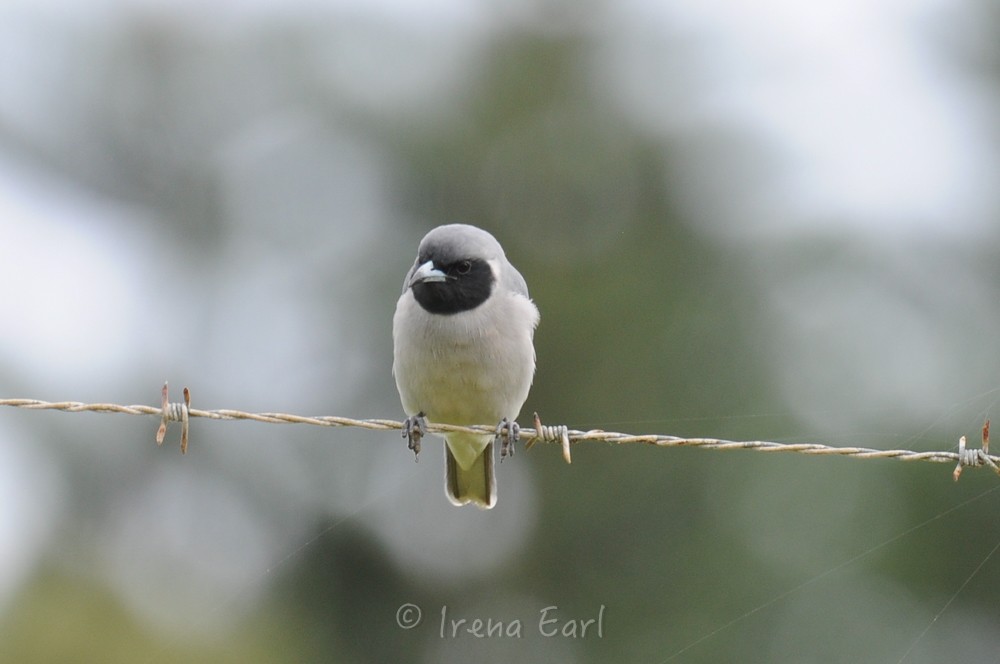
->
[495, 417, 520, 461]
[402, 412, 427, 461]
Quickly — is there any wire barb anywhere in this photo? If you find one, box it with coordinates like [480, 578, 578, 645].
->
[2, 386, 1000, 479]
[529, 412, 571, 464]
[155, 382, 191, 454]
[953, 419, 999, 481]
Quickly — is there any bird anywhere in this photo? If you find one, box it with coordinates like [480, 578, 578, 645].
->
[392, 224, 539, 509]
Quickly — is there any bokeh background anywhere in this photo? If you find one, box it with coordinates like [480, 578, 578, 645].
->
[2, 1, 1000, 662]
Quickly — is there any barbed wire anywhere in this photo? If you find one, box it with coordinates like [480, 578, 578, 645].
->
[2, 384, 998, 480]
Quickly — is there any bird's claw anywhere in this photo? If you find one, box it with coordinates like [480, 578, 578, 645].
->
[495, 417, 519, 462]
[402, 412, 427, 461]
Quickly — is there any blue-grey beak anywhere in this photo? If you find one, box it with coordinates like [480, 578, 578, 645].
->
[408, 260, 447, 288]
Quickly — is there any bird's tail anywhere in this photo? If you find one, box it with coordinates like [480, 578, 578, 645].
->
[444, 437, 496, 509]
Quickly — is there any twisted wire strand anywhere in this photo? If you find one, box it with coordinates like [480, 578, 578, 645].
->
[2, 396, 998, 477]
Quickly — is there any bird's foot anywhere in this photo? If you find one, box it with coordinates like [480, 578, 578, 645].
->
[495, 417, 520, 462]
[402, 412, 427, 461]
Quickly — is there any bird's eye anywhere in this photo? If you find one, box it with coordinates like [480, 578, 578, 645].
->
[456, 260, 472, 275]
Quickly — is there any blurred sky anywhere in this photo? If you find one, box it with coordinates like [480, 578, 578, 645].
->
[1, 0, 999, 662]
